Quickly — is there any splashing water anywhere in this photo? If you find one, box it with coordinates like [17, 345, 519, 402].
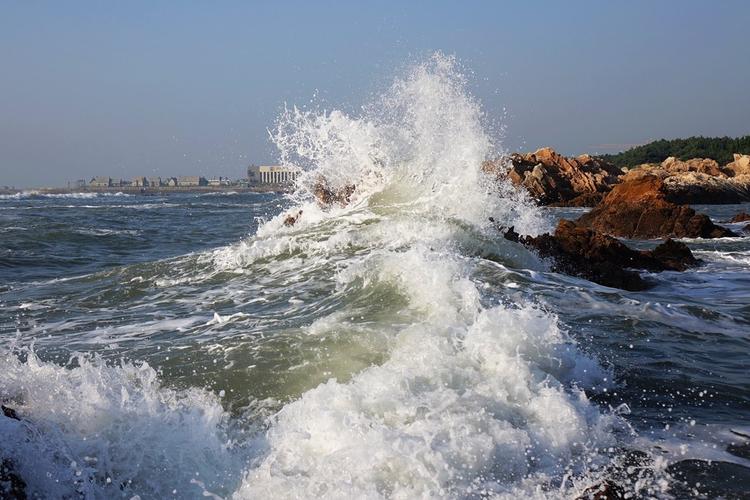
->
[0, 53, 671, 498]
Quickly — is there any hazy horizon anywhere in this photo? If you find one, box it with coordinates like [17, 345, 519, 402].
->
[2, 1, 749, 188]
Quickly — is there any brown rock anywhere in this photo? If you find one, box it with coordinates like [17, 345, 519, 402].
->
[507, 219, 699, 290]
[730, 211, 750, 223]
[577, 175, 737, 239]
[661, 156, 724, 176]
[549, 191, 604, 207]
[313, 179, 356, 208]
[726, 153, 750, 177]
[283, 210, 303, 227]
[485, 147, 621, 205]
[622, 155, 750, 204]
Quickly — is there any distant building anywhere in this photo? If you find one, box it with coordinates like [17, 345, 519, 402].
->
[166, 177, 178, 187]
[90, 176, 112, 188]
[177, 176, 208, 187]
[74, 179, 86, 188]
[132, 176, 148, 187]
[147, 176, 162, 187]
[247, 165, 300, 184]
[208, 176, 231, 187]
[118, 179, 132, 187]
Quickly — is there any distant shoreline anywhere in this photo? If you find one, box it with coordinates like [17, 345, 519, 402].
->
[0, 185, 292, 195]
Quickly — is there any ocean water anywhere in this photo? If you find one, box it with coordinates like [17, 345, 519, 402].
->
[1, 55, 749, 499]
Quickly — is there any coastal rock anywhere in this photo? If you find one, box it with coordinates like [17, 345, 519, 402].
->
[484, 147, 621, 206]
[507, 219, 698, 290]
[667, 460, 750, 499]
[313, 179, 356, 208]
[1, 406, 26, 500]
[576, 175, 737, 239]
[726, 153, 750, 177]
[730, 211, 750, 223]
[622, 155, 750, 204]
[576, 480, 625, 500]
[548, 191, 604, 208]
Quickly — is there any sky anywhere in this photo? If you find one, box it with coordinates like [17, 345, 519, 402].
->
[1, 1, 749, 188]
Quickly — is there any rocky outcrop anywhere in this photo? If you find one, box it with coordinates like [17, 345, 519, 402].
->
[730, 212, 750, 223]
[505, 219, 698, 290]
[726, 153, 750, 177]
[622, 155, 750, 204]
[485, 148, 621, 206]
[576, 175, 736, 239]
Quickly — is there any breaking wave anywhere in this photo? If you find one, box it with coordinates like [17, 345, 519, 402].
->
[0, 53, 666, 498]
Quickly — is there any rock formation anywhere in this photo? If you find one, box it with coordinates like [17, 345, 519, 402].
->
[485, 148, 621, 206]
[505, 219, 698, 290]
[622, 155, 750, 204]
[576, 175, 736, 239]
[730, 212, 750, 223]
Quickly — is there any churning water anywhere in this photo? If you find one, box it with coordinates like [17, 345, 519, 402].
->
[1, 54, 749, 499]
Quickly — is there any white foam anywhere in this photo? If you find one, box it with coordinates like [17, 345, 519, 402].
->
[2, 54, 645, 498]
[0, 350, 251, 499]
[228, 55, 620, 497]
[236, 248, 618, 498]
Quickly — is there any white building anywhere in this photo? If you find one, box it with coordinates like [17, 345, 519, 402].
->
[247, 165, 300, 184]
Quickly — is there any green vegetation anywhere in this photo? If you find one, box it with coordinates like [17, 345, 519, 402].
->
[602, 136, 750, 168]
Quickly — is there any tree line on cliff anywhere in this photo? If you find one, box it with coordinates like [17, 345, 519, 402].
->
[603, 135, 750, 168]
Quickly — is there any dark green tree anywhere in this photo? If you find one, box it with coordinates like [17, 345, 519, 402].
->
[603, 136, 750, 168]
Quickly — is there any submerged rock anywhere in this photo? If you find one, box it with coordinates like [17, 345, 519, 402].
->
[506, 219, 699, 291]
[576, 175, 736, 239]
[484, 147, 621, 206]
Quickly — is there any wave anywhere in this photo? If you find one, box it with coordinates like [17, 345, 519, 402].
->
[0, 350, 250, 499]
[0, 191, 131, 200]
[0, 53, 670, 498]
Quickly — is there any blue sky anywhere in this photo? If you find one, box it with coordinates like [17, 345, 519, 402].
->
[1, 1, 749, 187]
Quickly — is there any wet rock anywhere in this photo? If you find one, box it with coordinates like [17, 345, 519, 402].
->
[576, 175, 737, 239]
[484, 147, 621, 206]
[727, 441, 750, 460]
[313, 179, 356, 208]
[575, 449, 653, 499]
[1, 406, 26, 500]
[648, 237, 699, 271]
[730, 211, 750, 223]
[0, 460, 27, 500]
[283, 210, 303, 227]
[1, 406, 18, 420]
[667, 459, 750, 499]
[576, 480, 625, 499]
[506, 219, 699, 291]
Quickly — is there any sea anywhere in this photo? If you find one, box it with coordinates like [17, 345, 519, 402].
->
[1, 55, 749, 499]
